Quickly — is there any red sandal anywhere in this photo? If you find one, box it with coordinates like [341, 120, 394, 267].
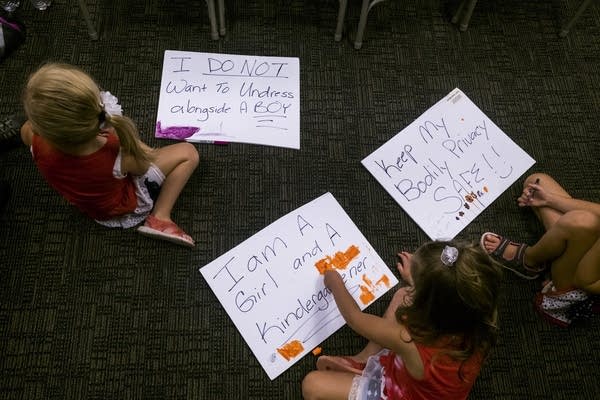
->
[137, 215, 194, 247]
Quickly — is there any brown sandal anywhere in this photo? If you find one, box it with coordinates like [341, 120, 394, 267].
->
[480, 232, 546, 280]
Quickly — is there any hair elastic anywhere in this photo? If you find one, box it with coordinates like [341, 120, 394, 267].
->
[99, 91, 123, 116]
[98, 110, 107, 125]
[441, 245, 459, 266]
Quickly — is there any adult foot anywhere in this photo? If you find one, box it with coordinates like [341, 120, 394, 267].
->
[480, 232, 546, 280]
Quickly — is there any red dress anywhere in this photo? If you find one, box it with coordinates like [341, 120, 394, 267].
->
[378, 343, 483, 400]
[31, 133, 138, 220]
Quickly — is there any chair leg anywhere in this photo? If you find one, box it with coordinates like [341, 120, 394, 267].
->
[77, 0, 98, 40]
[335, 0, 348, 42]
[354, 0, 370, 49]
[218, 0, 226, 36]
[354, 0, 387, 49]
[559, 0, 593, 37]
[451, 0, 466, 25]
[205, 0, 219, 40]
[459, 0, 478, 31]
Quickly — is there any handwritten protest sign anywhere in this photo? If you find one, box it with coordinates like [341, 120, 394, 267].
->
[362, 88, 535, 240]
[156, 50, 300, 149]
[200, 193, 398, 380]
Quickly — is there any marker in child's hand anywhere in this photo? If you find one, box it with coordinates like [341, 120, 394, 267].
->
[530, 178, 540, 198]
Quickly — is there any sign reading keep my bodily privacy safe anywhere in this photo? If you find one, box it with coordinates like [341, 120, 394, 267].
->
[362, 88, 536, 240]
[200, 193, 399, 380]
[155, 50, 300, 149]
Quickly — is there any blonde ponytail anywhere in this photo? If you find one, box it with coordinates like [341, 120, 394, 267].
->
[105, 113, 153, 163]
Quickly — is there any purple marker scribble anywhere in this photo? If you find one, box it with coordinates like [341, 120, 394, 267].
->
[0, 17, 23, 33]
[155, 121, 200, 140]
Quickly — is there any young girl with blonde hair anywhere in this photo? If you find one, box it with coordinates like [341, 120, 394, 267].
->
[302, 240, 502, 400]
[21, 63, 199, 247]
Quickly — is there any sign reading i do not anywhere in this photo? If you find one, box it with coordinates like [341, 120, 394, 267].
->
[155, 50, 300, 149]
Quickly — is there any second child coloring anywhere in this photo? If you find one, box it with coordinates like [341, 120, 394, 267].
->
[302, 240, 502, 400]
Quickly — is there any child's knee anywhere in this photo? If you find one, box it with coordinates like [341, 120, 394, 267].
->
[301, 371, 319, 400]
[182, 142, 200, 166]
[557, 210, 600, 233]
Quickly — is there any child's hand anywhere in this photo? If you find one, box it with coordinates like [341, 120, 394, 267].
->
[517, 182, 549, 208]
[323, 269, 344, 290]
[392, 286, 415, 308]
[397, 251, 414, 287]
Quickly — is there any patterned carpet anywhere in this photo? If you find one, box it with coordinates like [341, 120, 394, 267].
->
[1, 0, 599, 398]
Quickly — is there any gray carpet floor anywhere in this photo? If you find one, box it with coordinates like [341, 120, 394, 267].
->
[1, 0, 599, 398]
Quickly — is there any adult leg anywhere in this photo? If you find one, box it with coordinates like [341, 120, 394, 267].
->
[150, 142, 199, 221]
[301, 370, 355, 400]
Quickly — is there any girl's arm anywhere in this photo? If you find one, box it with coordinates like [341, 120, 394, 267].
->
[106, 126, 153, 176]
[121, 152, 151, 176]
[120, 140, 154, 176]
[324, 270, 424, 378]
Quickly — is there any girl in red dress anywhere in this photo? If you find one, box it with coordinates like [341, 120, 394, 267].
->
[302, 240, 502, 400]
[21, 63, 199, 247]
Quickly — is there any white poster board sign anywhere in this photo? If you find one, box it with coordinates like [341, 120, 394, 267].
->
[156, 50, 300, 149]
[200, 193, 398, 380]
[362, 88, 535, 240]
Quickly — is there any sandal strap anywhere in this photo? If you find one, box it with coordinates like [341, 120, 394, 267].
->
[514, 242, 528, 265]
[483, 232, 542, 280]
[490, 236, 511, 259]
[516, 243, 547, 274]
